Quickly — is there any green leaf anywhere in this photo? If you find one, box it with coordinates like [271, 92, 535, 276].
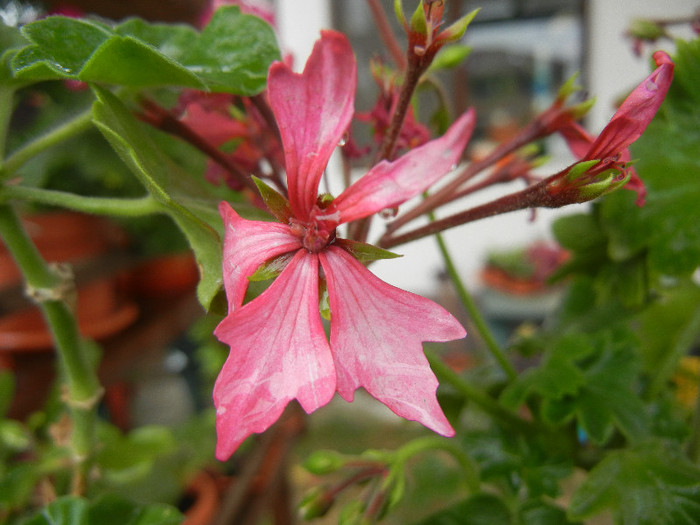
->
[21, 496, 90, 525]
[413, 493, 511, 525]
[90, 86, 223, 308]
[568, 441, 700, 525]
[21, 495, 182, 525]
[88, 494, 183, 525]
[519, 500, 581, 525]
[11, 7, 280, 95]
[501, 331, 649, 445]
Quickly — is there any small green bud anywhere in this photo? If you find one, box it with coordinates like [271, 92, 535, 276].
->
[628, 18, 666, 40]
[338, 500, 366, 525]
[298, 487, 334, 520]
[303, 449, 348, 475]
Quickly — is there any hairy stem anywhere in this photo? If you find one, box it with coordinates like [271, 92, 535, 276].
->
[366, 0, 407, 70]
[2, 186, 161, 216]
[0, 204, 102, 492]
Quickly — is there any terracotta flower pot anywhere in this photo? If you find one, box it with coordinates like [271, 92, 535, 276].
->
[129, 252, 199, 298]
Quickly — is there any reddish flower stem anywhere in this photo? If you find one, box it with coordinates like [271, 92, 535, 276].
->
[366, 0, 407, 70]
[139, 100, 260, 194]
[379, 179, 552, 249]
[385, 119, 548, 233]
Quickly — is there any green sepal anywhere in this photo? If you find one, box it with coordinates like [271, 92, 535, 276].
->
[248, 252, 294, 282]
[335, 238, 402, 264]
[568, 96, 596, 120]
[394, 0, 407, 28]
[439, 8, 480, 43]
[428, 44, 472, 71]
[252, 176, 291, 223]
[578, 169, 629, 201]
[557, 72, 583, 101]
[409, 1, 428, 36]
[565, 159, 600, 182]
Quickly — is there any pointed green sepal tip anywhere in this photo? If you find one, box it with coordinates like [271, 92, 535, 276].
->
[577, 169, 628, 201]
[557, 72, 582, 101]
[568, 96, 596, 120]
[429, 44, 472, 71]
[394, 0, 406, 28]
[248, 252, 293, 282]
[565, 159, 600, 182]
[440, 8, 480, 43]
[577, 174, 615, 201]
[335, 238, 402, 264]
[252, 175, 291, 223]
[409, 0, 428, 35]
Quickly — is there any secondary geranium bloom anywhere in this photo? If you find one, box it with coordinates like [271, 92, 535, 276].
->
[551, 50, 674, 205]
[214, 30, 475, 459]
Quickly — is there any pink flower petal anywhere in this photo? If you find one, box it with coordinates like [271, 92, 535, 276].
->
[332, 109, 475, 224]
[587, 51, 673, 160]
[219, 202, 301, 309]
[267, 31, 356, 219]
[319, 246, 465, 436]
[213, 250, 335, 459]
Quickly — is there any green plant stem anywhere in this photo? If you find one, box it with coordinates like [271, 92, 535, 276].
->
[1, 185, 161, 216]
[395, 436, 480, 493]
[433, 231, 518, 381]
[0, 86, 17, 161]
[1, 107, 93, 179]
[0, 204, 102, 492]
[426, 351, 531, 433]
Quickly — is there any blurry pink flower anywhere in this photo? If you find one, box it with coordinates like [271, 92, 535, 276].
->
[198, 0, 275, 28]
[214, 31, 475, 459]
[552, 51, 674, 205]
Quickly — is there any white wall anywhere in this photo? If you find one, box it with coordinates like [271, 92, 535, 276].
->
[586, 0, 697, 131]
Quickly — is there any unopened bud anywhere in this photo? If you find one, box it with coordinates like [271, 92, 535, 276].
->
[299, 487, 334, 520]
[628, 18, 666, 41]
[303, 449, 348, 475]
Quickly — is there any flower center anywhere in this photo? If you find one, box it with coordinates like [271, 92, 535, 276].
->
[289, 205, 339, 253]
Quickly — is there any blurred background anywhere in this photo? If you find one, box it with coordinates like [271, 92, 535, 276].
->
[0, 0, 698, 523]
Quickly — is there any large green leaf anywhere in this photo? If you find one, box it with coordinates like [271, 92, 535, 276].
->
[412, 493, 511, 525]
[11, 6, 279, 95]
[568, 441, 700, 525]
[90, 85, 223, 308]
[501, 331, 649, 445]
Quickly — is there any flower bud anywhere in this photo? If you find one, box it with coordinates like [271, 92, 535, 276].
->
[298, 486, 334, 519]
[303, 449, 348, 475]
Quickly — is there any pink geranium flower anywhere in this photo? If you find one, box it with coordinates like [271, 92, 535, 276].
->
[553, 51, 674, 205]
[213, 31, 475, 460]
